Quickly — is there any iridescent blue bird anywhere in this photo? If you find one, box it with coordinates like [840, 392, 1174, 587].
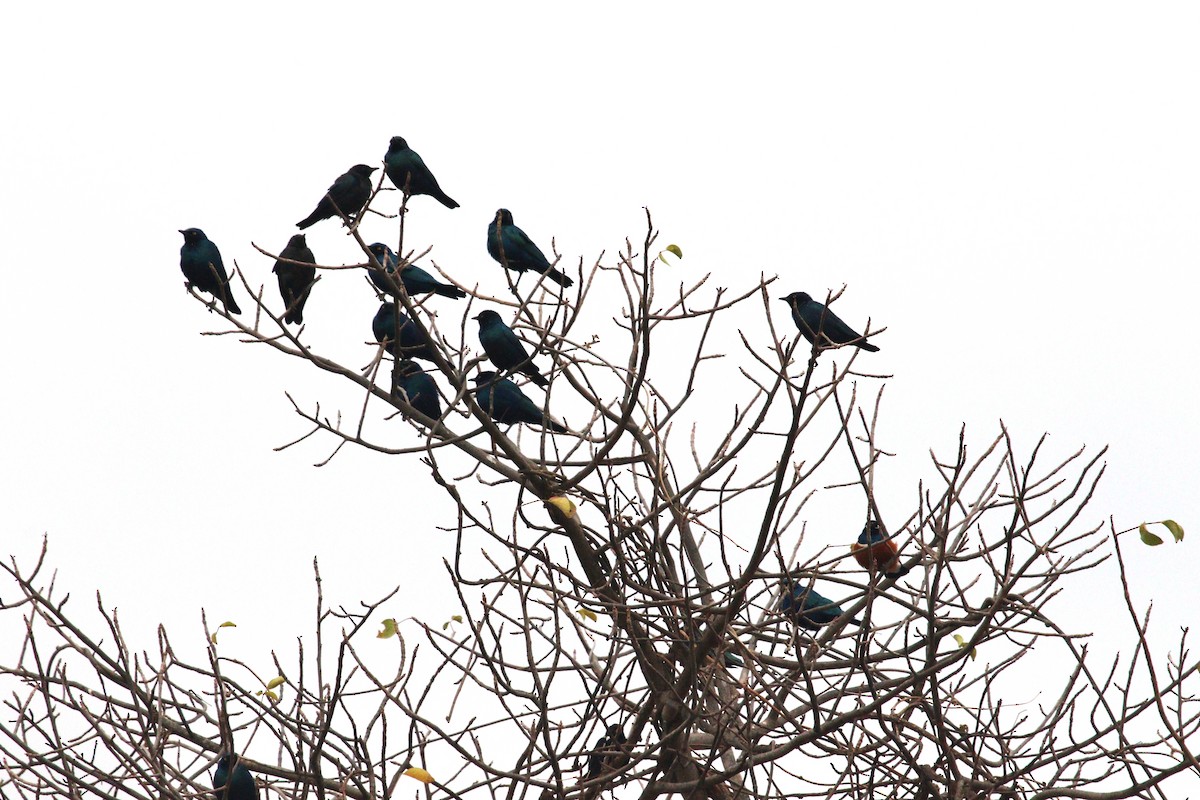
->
[383, 136, 459, 209]
[472, 372, 567, 433]
[474, 310, 549, 387]
[585, 724, 627, 780]
[273, 234, 316, 325]
[212, 753, 257, 800]
[778, 581, 860, 631]
[296, 164, 377, 229]
[852, 520, 909, 578]
[372, 303, 436, 362]
[366, 243, 465, 299]
[487, 209, 574, 288]
[779, 292, 878, 352]
[179, 228, 242, 314]
[392, 360, 442, 421]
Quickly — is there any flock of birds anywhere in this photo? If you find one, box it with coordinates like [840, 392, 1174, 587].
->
[185, 136, 900, 798]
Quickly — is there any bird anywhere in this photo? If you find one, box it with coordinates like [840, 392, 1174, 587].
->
[778, 581, 860, 631]
[474, 310, 549, 387]
[273, 234, 316, 325]
[179, 228, 242, 314]
[392, 359, 442, 421]
[487, 209, 574, 288]
[779, 292, 879, 352]
[472, 372, 567, 433]
[366, 243, 465, 299]
[372, 303, 437, 362]
[212, 753, 258, 800]
[852, 521, 910, 578]
[585, 724, 627, 780]
[383, 136, 458, 209]
[722, 651, 745, 669]
[296, 164, 378, 229]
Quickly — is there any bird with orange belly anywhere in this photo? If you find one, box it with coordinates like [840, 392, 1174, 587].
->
[851, 521, 910, 578]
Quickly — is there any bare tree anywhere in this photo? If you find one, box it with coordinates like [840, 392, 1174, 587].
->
[2, 188, 1197, 800]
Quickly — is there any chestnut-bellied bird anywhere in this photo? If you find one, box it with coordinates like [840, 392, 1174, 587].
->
[778, 581, 860, 631]
[383, 136, 458, 209]
[179, 228, 242, 314]
[852, 520, 909, 578]
[372, 303, 436, 362]
[585, 724, 627, 780]
[366, 243, 465, 299]
[273, 234, 316, 325]
[779, 292, 878, 352]
[474, 309, 549, 387]
[213, 753, 257, 800]
[296, 164, 377, 229]
[487, 209, 574, 287]
[472, 372, 567, 433]
[392, 359, 441, 421]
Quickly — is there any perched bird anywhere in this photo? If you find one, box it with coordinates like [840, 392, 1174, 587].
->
[779, 292, 879, 352]
[366, 243, 465, 299]
[392, 359, 442, 421]
[474, 310, 549, 387]
[585, 724, 627, 780]
[179, 228, 242, 314]
[372, 303, 436, 362]
[296, 164, 377, 229]
[472, 371, 567, 433]
[852, 521, 910, 578]
[273, 234, 316, 325]
[778, 582, 860, 631]
[487, 209, 574, 288]
[213, 753, 258, 800]
[383, 136, 459, 209]
[722, 651, 746, 669]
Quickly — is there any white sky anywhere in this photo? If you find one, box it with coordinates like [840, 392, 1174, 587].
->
[1, 1, 1197, 736]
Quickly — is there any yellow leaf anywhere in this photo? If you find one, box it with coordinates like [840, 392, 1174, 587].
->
[545, 495, 577, 525]
[404, 767, 434, 784]
[1139, 523, 1164, 546]
[577, 607, 598, 622]
[1163, 520, 1185, 543]
[210, 621, 237, 644]
[266, 676, 286, 690]
[665, 244, 683, 259]
[264, 690, 279, 703]
[452, 615, 463, 623]
[377, 618, 398, 639]
[953, 633, 977, 660]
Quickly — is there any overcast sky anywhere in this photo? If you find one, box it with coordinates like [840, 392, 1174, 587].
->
[2, 3, 1197, 693]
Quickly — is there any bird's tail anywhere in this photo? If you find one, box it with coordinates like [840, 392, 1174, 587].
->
[544, 267, 575, 288]
[295, 211, 321, 230]
[546, 419, 568, 434]
[223, 288, 243, 315]
[434, 191, 460, 210]
[524, 368, 549, 388]
[434, 283, 467, 299]
[858, 340, 880, 352]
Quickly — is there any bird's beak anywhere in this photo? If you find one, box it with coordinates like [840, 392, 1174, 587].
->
[178, 229, 186, 234]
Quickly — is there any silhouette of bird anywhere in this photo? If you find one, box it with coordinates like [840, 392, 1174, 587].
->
[474, 310, 549, 387]
[372, 303, 436, 362]
[585, 724, 627, 780]
[213, 753, 258, 800]
[487, 209, 574, 288]
[296, 164, 377, 229]
[852, 521, 910, 578]
[392, 359, 442, 421]
[472, 371, 567, 433]
[722, 651, 745, 669]
[179, 228, 242, 314]
[366, 243, 465, 299]
[383, 136, 458, 209]
[273, 234, 316, 325]
[779, 292, 878, 352]
[778, 581, 860, 631]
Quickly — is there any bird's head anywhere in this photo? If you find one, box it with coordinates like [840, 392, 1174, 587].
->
[473, 371, 498, 384]
[287, 234, 307, 247]
[396, 359, 422, 376]
[350, 164, 378, 178]
[473, 309, 501, 326]
[179, 228, 206, 242]
[389, 136, 409, 151]
[495, 209, 514, 226]
[779, 291, 812, 306]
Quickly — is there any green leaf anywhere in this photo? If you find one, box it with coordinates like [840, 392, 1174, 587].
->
[264, 690, 279, 703]
[452, 614, 463, 623]
[665, 244, 683, 259]
[266, 676, 286, 690]
[377, 618, 398, 639]
[1163, 519, 1185, 543]
[1139, 523, 1164, 546]
[577, 607, 598, 622]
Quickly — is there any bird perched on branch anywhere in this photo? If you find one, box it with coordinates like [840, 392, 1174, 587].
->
[383, 136, 459, 209]
[366, 243, 465, 299]
[779, 292, 878, 352]
[296, 164, 377, 229]
[392, 360, 442, 421]
[179, 228, 242, 314]
[778, 581, 859, 631]
[474, 310, 549, 387]
[372, 303, 436, 362]
[472, 372, 566, 433]
[213, 753, 257, 800]
[273, 234, 316, 325]
[852, 521, 910, 578]
[487, 209, 574, 288]
[585, 724, 627, 780]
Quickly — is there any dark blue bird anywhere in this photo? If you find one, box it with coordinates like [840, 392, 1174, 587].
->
[366, 243, 466, 299]
[487, 209, 574, 288]
[273, 234, 316, 325]
[474, 310, 549, 387]
[585, 724, 627, 780]
[179, 228, 242, 314]
[722, 651, 745, 669]
[383, 136, 458, 209]
[392, 360, 442, 421]
[780, 292, 879, 352]
[213, 753, 257, 800]
[372, 303, 436, 362]
[296, 164, 378, 229]
[473, 371, 567, 433]
[778, 581, 860, 631]
[852, 520, 910, 578]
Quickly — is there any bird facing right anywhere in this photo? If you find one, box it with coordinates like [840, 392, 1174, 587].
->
[296, 164, 377, 230]
[779, 291, 878, 352]
[778, 581, 860, 631]
[179, 228, 242, 314]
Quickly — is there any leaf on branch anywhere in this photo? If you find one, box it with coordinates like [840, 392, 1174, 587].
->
[255, 689, 281, 703]
[210, 621, 237, 644]
[404, 767, 435, 784]
[657, 244, 684, 265]
[545, 495, 577, 525]
[953, 633, 977, 660]
[1139, 520, 1184, 546]
[377, 618, 399, 639]
[265, 676, 286, 690]
[1139, 524, 1164, 546]
[441, 614, 464, 631]
[1163, 519, 1185, 542]
[576, 607, 598, 622]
